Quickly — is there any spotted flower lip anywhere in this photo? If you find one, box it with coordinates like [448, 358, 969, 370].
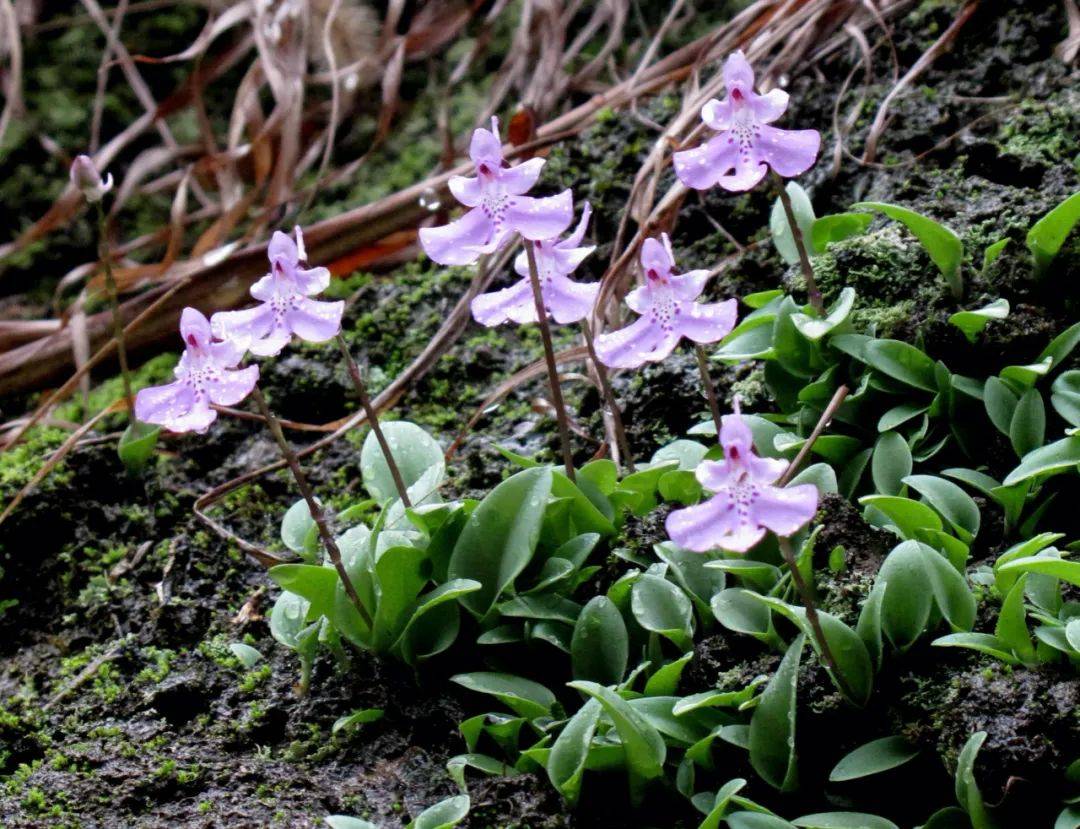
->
[134, 308, 259, 434]
[594, 233, 737, 369]
[470, 202, 598, 327]
[665, 400, 819, 553]
[70, 154, 113, 203]
[419, 116, 574, 266]
[211, 227, 344, 357]
[673, 50, 821, 193]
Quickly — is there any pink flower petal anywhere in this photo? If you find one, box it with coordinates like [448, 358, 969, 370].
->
[249, 325, 292, 357]
[702, 98, 733, 131]
[595, 315, 677, 368]
[750, 88, 789, 124]
[550, 244, 595, 275]
[666, 495, 766, 553]
[717, 151, 768, 192]
[249, 273, 276, 302]
[470, 119, 503, 165]
[419, 207, 494, 265]
[640, 236, 673, 275]
[449, 175, 482, 207]
[505, 190, 574, 240]
[558, 202, 592, 249]
[547, 275, 599, 324]
[268, 230, 298, 265]
[180, 308, 212, 350]
[750, 483, 819, 536]
[625, 286, 650, 314]
[471, 279, 534, 327]
[294, 265, 331, 297]
[723, 50, 754, 94]
[286, 297, 344, 343]
[675, 298, 737, 344]
[755, 125, 821, 179]
[209, 337, 246, 368]
[207, 364, 260, 407]
[673, 136, 739, 191]
[670, 269, 711, 301]
[135, 380, 194, 429]
[212, 304, 275, 346]
[499, 157, 545, 196]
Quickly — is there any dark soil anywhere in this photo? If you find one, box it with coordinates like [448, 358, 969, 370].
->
[1, 1, 1078, 827]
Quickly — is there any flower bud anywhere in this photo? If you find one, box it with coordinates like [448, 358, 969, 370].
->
[70, 154, 113, 203]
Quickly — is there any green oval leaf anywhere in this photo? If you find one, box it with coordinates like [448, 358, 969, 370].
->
[949, 299, 1009, 344]
[749, 635, 804, 791]
[361, 421, 444, 503]
[864, 339, 938, 392]
[853, 202, 963, 295]
[451, 672, 555, 719]
[1009, 388, 1046, 459]
[1027, 191, 1080, 273]
[1052, 370, 1080, 427]
[1002, 436, 1080, 486]
[117, 420, 161, 472]
[547, 697, 601, 806]
[872, 432, 912, 496]
[571, 596, 628, 685]
[829, 736, 919, 782]
[902, 475, 980, 542]
[810, 213, 873, 250]
[409, 794, 470, 829]
[631, 574, 694, 651]
[793, 814, 899, 829]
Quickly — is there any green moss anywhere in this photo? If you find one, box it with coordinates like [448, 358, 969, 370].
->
[0, 427, 71, 503]
[239, 663, 272, 694]
[996, 93, 1080, 170]
[134, 647, 177, 685]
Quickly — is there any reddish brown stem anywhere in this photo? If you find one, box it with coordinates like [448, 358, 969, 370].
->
[774, 171, 823, 314]
[581, 319, 635, 473]
[694, 344, 723, 442]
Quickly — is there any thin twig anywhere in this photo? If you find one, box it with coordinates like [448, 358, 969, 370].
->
[773, 171, 823, 313]
[335, 333, 410, 507]
[777, 384, 849, 487]
[250, 386, 373, 630]
[581, 319, 634, 473]
[524, 240, 576, 481]
[694, 344, 724, 441]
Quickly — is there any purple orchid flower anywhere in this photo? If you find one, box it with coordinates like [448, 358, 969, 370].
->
[666, 400, 818, 553]
[70, 154, 113, 203]
[419, 117, 574, 266]
[673, 51, 820, 193]
[135, 308, 259, 434]
[211, 227, 344, 357]
[594, 234, 736, 369]
[470, 202, 598, 327]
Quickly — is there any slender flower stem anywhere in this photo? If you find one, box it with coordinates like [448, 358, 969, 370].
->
[95, 202, 133, 419]
[335, 334, 411, 508]
[773, 171, 823, 314]
[777, 384, 850, 487]
[778, 535, 858, 703]
[251, 386, 374, 630]
[581, 319, 635, 473]
[524, 240, 576, 482]
[693, 344, 724, 442]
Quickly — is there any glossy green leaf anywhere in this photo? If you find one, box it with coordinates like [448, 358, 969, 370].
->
[728, 814, 795, 829]
[955, 731, 994, 829]
[829, 736, 919, 782]
[326, 817, 379, 829]
[547, 697, 601, 806]
[949, 299, 1009, 344]
[791, 288, 856, 341]
[860, 495, 943, 539]
[332, 707, 384, 734]
[810, 213, 873, 250]
[878, 542, 933, 651]
[750, 635, 804, 791]
[933, 632, 1019, 665]
[409, 794, 470, 829]
[117, 420, 161, 472]
[269, 564, 338, 620]
[568, 681, 667, 804]
[981, 239, 1009, 270]
[1002, 436, 1080, 486]
[1009, 388, 1045, 459]
[280, 499, 320, 558]
[571, 596, 628, 685]
[643, 651, 694, 696]
[361, 421, 444, 503]
[853, 202, 963, 295]
[632, 573, 694, 650]
[451, 672, 555, 719]
[1051, 370, 1080, 427]
[878, 403, 929, 432]
[872, 432, 912, 496]
[447, 467, 552, 618]
[995, 575, 1034, 662]
[864, 339, 938, 392]
[1027, 191, 1080, 273]
[654, 542, 727, 615]
[983, 378, 1019, 436]
[999, 555, 1080, 588]
[229, 642, 264, 668]
[712, 588, 773, 638]
[1039, 321, 1080, 371]
[917, 542, 976, 631]
[902, 475, 980, 542]
[793, 814, 899, 829]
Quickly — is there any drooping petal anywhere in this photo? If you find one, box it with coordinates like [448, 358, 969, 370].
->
[249, 324, 292, 357]
[505, 190, 574, 240]
[268, 230, 298, 266]
[749, 483, 819, 536]
[212, 303, 276, 346]
[419, 207, 493, 265]
[723, 50, 754, 95]
[546, 274, 599, 324]
[666, 494, 766, 553]
[249, 273, 276, 302]
[558, 202, 592, 249]
[167, 401, 217, 434]
[207, 364, 260, 407]
[701, 98, 733, 131]
[471, 279, 534, 327]
[179, 308, 212, 350]
[670, 269, 711, 301]
[134, 380, 195, 430]
[673, 135, 739, 191]
[717, 149, 768, 193]
[624, 285, 650, 314]
[754, 125, 821, 179]
[750, 88, 789, 124]
[675, 298, 737, 344]
[286, 297, 344, 343]
[449, 175, 482, 207]
[594, 316, 677, 369]
[499, 157, 545, 196]
[294, 265, 331, 296]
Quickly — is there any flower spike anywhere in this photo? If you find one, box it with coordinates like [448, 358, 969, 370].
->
[420, 117, 574, 266]
[666, 399, 819, 553]
[594, 233, 736, 369]
[674, 51, 820, 192]
[212, 227, 344, 356]
[135, 308, 259, 434]
[471, 202, 598, 327]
